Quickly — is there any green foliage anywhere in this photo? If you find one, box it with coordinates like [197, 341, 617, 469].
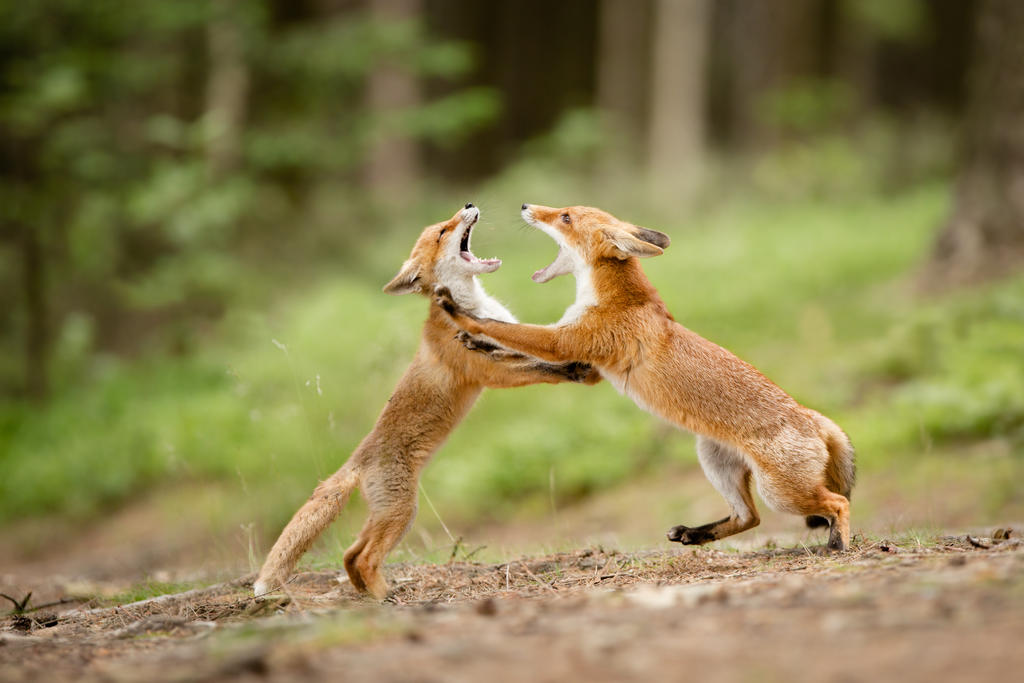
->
[845, 0, 928, 42]
[517, 109, 608, 172]
[0, 0, 497, 394]
[761, 79, 855, 134]
[750, 114, 954, 198]
[864, 278, 1024, 445]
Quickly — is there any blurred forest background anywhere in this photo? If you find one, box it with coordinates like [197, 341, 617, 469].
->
[1, 0, 1023, 572]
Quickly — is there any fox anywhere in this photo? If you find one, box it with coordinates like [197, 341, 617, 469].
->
[253, 204, 598, 598]
[436, 203, 855, 551]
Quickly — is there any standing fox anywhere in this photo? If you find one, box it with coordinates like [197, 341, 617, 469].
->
[254, 205, 596, 598]
[438, 204, 855, 551]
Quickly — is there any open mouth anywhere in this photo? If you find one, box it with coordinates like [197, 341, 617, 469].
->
[531, 245, 574, 283]
[532, 251, 559, 282]
[520, 206, 572, 283]
[459, 216, 501, 269]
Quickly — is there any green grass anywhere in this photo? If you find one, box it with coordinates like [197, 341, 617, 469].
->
[2, 179, 1022, 539]
[103, 580, 204, 606]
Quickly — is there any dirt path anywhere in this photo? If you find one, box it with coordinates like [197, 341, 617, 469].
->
[2, 532, 1023, 682]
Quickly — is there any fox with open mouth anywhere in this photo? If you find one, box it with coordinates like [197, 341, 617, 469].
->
[437, 203, 855, 552]
[254, 204, 598, 598]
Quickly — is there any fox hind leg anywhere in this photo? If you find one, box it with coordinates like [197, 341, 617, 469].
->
[812, 486, 851, 551]
[342, 534, 370, 592]
[752, 444, 852, 552]
[343, 482, 418, 600]
[351, 508, 416, 600]
[667, 437, 760, 545]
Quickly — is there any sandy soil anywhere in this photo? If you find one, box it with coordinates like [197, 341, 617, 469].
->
[2, 530, 1022, 683]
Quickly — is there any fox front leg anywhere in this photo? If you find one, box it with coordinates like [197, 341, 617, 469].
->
[524, 359, 601, 385]
[434, 286, 572, 364]
[455, 330, 527, 361]
[457, 331, 601, 386]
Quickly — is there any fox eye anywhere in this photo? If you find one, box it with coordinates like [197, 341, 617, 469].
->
[437, 228, 447, 243]
[560, 213, 571, 224]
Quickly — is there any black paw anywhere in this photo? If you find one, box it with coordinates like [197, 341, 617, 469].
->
[456, 330, 505, 355]
[565, 361, 595, 383]
[827, 533, 848, 552]
[666, 525, 716, 545]
[433, 286, 457, 315]
[455, 330, 478, 350]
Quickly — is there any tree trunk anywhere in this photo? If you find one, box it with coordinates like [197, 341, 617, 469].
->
[646, 0, 710, 191]
[724, 0, 822, 150]
[834, 3, 876, 116]
[925, 0, 1024, 287]
[22, 224, 48, 400]
[365, 0, 422, 196]
[205, 0, 250, 178]
[596, 0, 652, 166]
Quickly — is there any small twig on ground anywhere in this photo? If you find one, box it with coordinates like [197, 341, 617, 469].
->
[59, 575, 254, 623]
[463, 545, 487, 561]
[521, 563, 558, 595]
[0, 592, 32, 614]
[562, 572, 633, 587]
[448, 536, 464, 563]
[20, 597, 80, 613]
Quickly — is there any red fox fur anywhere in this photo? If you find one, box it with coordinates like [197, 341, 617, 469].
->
[253, 205, 597, 598]
[438, 204, 855, 551]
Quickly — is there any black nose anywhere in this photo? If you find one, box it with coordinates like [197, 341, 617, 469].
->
[465, 203, 474, 209]
[521, 203, 529, 211]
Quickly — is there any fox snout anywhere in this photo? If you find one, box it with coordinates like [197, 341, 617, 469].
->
[520, 203, 556, 220]
[520, 203, 565, 234]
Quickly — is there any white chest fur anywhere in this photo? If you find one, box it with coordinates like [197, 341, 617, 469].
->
[450, 276, 517, 323]
[557, 263, 597, 326]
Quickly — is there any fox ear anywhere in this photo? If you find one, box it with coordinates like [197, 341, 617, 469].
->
[631, 225, 670, 250]
[601, 228, 665, 260]
[383, 260, 422, 295]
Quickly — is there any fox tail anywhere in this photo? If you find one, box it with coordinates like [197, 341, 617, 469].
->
[806, 415, 856, 529]
[253, 460, 360, 595]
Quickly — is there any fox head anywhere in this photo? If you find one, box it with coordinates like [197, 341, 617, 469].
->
[383, 204, 501, 295]
[520, 204, 670, 283]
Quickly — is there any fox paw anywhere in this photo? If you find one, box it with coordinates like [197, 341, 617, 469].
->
[455, 330, 479, 350]
[666, 525, 715, 545]
[827, 531, 849, 552]
[433, 285, 459, 316]
[564, 361, 599, 384]
[456, 330, 504, 353]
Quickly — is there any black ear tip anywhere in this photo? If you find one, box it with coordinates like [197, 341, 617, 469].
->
[636, 227, 671, 249]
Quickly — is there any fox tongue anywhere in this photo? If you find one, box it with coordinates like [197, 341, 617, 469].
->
[532, 247, 573, 283]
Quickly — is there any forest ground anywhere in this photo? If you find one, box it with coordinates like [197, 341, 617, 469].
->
[3, 501, 1022, 683]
